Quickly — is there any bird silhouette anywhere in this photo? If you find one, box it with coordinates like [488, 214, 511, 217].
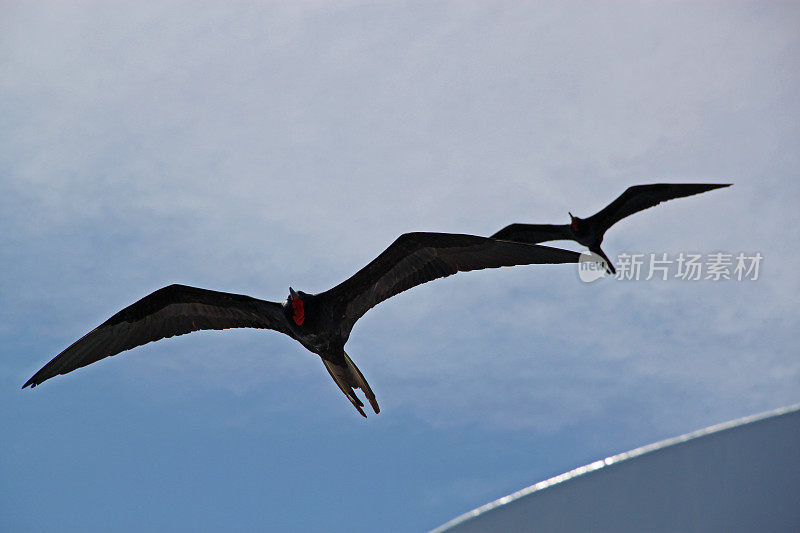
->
[492, 183, 731, 274]
[24, 232, 580, 417]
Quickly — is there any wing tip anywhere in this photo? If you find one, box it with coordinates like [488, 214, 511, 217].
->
[22, 376, 39, 389]
[687, 183, 733, 196]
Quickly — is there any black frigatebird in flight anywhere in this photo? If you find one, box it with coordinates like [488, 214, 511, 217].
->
[23, 232, 580, 417]
[491, 183, 731, 274]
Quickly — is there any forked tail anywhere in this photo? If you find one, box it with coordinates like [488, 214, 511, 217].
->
[322, 351, 380, 418]
[591, 246, 617, 275]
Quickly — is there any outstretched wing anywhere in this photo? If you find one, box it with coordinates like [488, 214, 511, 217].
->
[491, 223, 573, 244]
[318, 232, 579, 337]
[588, 183, 731, 230]
[23, 284, 291, 388]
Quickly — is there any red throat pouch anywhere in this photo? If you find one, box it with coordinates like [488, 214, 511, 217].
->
[292, 297, 305, 325]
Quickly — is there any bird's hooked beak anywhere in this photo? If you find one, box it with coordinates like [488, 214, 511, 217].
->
[289, 287, 299, 300]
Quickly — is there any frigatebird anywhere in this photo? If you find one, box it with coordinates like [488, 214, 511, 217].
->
[23, 232, 580, 417]
[491, 183, 731, 274]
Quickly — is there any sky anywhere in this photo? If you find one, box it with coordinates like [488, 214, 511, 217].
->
[1, 1, 798, 531]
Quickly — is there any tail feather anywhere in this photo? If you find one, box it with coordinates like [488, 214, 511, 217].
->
[591, 246, 616, 275]
[343, 351, 380, 415]
[321, 351, 380, 417]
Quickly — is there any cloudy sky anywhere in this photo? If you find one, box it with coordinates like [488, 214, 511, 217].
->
[2, 2, 798, 531]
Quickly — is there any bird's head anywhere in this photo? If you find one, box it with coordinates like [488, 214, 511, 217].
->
[286, 287, 306, 326]
[569, 212, 581, 232]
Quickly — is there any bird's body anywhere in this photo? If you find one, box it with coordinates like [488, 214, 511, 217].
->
[492, 183, 731, 274]
[24, 232, 580, 417]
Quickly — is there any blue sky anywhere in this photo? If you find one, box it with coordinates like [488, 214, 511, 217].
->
[2, 2, 798, 531]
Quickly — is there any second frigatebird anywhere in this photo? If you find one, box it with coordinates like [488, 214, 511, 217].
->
[23, 232, 580, 417]
[491, 183, 731, 274]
